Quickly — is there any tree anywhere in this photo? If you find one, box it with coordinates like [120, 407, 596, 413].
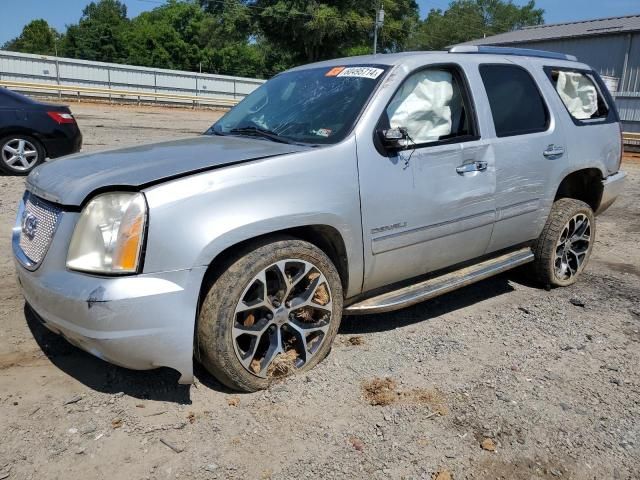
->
[124, 0, 268, 76]
[409, 0, 544, 51]
[197, 0, 268, 75]
[249, 0, 419, 63]
[3, 0, 544, 79]
[198, 0, 254, 44]
[3, 19, 60, 55]
[61, 0, 130, 63]
[125, 1, 207, 70]
[375, 0, 421, 53]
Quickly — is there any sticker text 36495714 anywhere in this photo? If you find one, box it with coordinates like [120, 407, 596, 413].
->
[325, 66, 384, 80]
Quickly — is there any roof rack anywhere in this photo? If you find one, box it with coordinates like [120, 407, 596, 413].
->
[448, 45, 578, 62]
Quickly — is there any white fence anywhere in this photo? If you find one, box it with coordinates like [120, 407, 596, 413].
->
[0, 50, 264, 107]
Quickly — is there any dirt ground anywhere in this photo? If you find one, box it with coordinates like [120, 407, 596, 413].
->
[0, 103, 639, 480]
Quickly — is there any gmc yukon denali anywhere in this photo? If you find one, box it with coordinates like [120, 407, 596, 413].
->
[13, 46, 626, 391]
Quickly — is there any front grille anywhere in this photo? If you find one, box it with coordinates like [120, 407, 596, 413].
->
[17, 193, 63, 266]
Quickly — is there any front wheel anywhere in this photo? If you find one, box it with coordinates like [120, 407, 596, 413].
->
[196, 238, 343, 392]
[530, 198, 595, 287]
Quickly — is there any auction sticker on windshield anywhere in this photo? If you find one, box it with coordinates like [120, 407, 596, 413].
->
[325, 67, 345, 77]
[313, 128, 332, 138]
[336, 67, 384, 79]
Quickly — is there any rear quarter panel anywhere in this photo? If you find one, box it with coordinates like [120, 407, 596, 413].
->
[503, 59, 619, 241]
[0, 108, 81, 158]
[535, 61, 621, 181]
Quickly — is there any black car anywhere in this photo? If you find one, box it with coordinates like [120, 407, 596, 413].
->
[0, 88, 82, 175]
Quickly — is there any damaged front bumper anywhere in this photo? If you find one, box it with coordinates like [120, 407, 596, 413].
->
[13, 209, 205, 384]
[596, 170, 626, 216]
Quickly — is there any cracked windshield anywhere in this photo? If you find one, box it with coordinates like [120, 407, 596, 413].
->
[210, 65, 388, 145]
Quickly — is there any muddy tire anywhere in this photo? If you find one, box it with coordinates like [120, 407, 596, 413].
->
[530, 198, 595, 287]
[196, 237, 343, 392]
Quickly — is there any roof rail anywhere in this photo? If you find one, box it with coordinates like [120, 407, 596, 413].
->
[449, 45, 578, 62]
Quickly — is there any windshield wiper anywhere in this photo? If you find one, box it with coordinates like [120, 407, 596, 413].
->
[229, 126, 292, 144]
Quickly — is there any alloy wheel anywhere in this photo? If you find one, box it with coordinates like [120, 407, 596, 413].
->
[2, 138, 39, 172]
[555, 213, 591, 281]
[232, 259, 334, 378]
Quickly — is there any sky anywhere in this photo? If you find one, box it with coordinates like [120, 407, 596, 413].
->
[2, 0, 640, 45]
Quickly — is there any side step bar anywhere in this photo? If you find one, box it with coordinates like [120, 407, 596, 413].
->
[344, 247, 534, 315]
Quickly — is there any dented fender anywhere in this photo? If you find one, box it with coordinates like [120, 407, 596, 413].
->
[142, 140, 365, 299]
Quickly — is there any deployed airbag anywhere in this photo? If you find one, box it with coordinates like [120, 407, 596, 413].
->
[387, 70, 453, 144]
[556, 71, 598, 120]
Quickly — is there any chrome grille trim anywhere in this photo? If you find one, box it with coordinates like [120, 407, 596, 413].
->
[13, 191, 63, 270]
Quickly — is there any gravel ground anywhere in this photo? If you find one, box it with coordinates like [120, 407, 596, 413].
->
[0, 102, 639, 480]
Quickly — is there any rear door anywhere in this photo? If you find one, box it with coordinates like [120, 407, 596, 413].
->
[477, 62, 566, 253]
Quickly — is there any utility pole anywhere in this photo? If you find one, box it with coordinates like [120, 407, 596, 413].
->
[373, 3, 385, 55]
[52, 27, 61, 99]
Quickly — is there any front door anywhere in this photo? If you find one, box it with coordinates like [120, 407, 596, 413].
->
[357, 64, 496, 292]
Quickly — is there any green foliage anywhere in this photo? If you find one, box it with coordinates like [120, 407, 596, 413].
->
[61, 0, 130, 62]
[2, 19, 60, 55]
[125, 1, 207, 70]
[251, 0, 419, 62]
[376, 0, 421, 53]
[2, 0, 544, 78]
[409, 0, 544, 50]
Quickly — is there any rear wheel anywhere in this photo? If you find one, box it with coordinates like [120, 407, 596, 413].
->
[531, 198, 595, 287]
[0, 135, 44, 175]
[197, 238, 343, 392]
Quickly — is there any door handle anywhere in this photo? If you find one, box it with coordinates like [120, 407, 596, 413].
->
[543, 145, 565, 159]
[456, 161, 488, 174]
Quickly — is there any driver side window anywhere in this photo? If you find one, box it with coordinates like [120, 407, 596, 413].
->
[386, 67, 475, 145]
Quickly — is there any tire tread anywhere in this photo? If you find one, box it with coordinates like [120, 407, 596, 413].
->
[530, 198, 595, 287]
[197, 237, 343, 392]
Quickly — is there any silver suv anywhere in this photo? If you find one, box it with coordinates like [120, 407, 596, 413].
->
[13, 46, 626, 391]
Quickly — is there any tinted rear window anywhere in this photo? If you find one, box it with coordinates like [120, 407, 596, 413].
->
[479, 64, 549, 137]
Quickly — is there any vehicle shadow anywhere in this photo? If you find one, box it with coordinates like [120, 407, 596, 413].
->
[23, 270, 534, 399]
[340, 270, 529, 334]
[24, 304, 193, 404]
[192, 362, 239, 394]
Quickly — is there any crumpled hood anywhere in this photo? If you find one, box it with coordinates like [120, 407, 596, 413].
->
[27, 135, 308, 206]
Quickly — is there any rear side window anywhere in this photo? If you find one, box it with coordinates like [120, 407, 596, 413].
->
[546, 68, 609, 122]
[479, 64, 549, 137]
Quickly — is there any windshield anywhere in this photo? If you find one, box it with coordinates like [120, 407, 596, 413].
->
[208, 65, 388, 145]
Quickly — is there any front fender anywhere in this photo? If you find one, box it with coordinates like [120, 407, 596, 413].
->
[142, 139, 364, 298]
[191, 211, 349, 269]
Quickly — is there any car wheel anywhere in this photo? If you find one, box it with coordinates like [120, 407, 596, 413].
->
[197, 237, 343, 392]
[531, 198, 595, 287]
[0, 135, 45, 175]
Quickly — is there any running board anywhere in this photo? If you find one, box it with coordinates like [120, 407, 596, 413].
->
[344, 248, 534, 315]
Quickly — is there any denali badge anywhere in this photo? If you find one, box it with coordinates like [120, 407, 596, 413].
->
[21, 212, 39, 241]
[371, 222, 407, 235]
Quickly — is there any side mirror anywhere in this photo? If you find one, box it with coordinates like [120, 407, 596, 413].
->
[377, 127, 408, 150]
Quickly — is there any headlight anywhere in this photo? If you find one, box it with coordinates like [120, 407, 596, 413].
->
[67, 192, 147, 274]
